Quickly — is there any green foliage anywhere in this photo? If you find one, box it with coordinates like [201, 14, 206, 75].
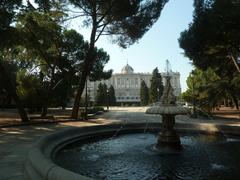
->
[179, 0, 240, 76]
[149, 67, 164, 103]
[182, 68, 240, 111]
[1, 0, 170, 119]
[140, 80, 149, 106]
[0, 59, 18, 85]
[0, 0, 22, 48]
[0, 1, 30, 121]
[0, 0, 23, 92]
[89, 48, 113, 81]
[70, 0, 169, 118]
[102, 83, 108, 106]
[232, 74, 240, 97]
[69, 0, 168, 47]
[108, 85, 116, 106]
[14, 9, 112, 111]
[51, 76, 74, 108]
[0, 0, 115, 120]
[0, 60, 19, 106]
[61, 29, 112, 83]
[87, 106, 104, 114]
[179, 0, 240, 109]
[95, 83, 108, 106]
[181, 90, 192, 104]
[16, 70, 46, 111]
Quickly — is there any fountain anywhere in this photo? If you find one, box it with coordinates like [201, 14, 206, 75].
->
[146, 60, 189, 152]
[24, 60, 240, 180]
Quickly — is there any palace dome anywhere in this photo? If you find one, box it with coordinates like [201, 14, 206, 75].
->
[121, 63, 134, 74]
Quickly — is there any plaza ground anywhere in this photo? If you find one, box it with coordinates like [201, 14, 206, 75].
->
[0, 107, 240, 180]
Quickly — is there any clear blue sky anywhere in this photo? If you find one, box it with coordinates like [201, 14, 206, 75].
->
[71, 0, 194, 92]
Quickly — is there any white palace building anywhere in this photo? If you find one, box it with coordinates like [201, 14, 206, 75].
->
[86, 61, 181, 105]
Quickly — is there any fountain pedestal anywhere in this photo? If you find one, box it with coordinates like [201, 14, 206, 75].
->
[156, 115, 181, 150]
[146, 69, 189, 152]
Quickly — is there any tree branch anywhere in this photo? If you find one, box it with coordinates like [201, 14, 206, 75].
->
[95, 23, 108, 42]
[62, 14, 88, 22]
[96, 0, 115, 25]
[97, 31, 125, 36]
[229, 52, 240, 73]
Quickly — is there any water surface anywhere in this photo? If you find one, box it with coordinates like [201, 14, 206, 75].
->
[55, 133, 240, 180]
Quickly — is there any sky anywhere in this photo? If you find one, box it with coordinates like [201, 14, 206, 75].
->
[70, 0, 195, 92]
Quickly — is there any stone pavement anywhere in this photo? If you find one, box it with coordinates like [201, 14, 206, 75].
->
[1, 107, 240, 180]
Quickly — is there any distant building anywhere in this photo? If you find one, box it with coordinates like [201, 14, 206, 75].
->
[85, 61, 181, 105]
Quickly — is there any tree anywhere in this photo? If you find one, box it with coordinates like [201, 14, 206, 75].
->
[95, 83, 106, 106]
[17, 7, 112, 116]
[89, 48, 112, 81]
[17, 9, 67, 116]
[0, 0, 29, 122]
[108, 85, 116, 106]
[179, 0, 240, 73]
[140, 80, 149, 106]
[102, 83, 108, 106]
[70, 0, 169, 118]
[16, 70, 45, 112]
[149, 67, 164, 103]
[182, 68, 240, 112]
[1, 0, 114, 120]
[61, 30, 112, 108]
[179, 0, 240, 108]
[51, 75, 74, 109]
[183, 68, 220, 111]
[0, 59, 20, 108]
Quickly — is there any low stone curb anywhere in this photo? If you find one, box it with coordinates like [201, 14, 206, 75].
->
[0, 111, 104, 128]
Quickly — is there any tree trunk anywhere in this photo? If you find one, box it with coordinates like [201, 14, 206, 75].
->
[71, 48, 96, 118]
[41, 67, 56, 117]
[11, 90, 29, 122]
[0, 61, 29, 122]
[41, 106, 48, 117]
[71, 9, 97, 119]
[232, 96, 239, 110]
[71, 69, 87, 119]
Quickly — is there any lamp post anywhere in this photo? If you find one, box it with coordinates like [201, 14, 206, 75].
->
[107, 89, 109, 111]
[157, 88, 160, 102]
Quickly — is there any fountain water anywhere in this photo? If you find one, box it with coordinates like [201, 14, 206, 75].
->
[146, 61, 189, 152]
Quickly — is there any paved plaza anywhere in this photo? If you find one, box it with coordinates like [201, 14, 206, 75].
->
[1, 107, 240, 180]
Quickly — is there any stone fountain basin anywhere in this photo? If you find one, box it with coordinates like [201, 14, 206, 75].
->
[24, 122, 240, 180]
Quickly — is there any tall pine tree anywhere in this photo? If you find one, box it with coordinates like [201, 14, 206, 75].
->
[140, 80, 149, 106]
[95, 83, 104, 106]
[102, 83, 108, 106]
[95, 83, 108, 106]
[70, 0, 169, 118]
[108, 85, 116, 106]
[149, 68, 164, 103]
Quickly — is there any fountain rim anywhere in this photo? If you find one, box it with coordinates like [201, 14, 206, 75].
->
[145, 105, 190, 115]
[24, 122, 240, 180]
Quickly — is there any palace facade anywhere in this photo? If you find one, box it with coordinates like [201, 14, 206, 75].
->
[86, 63, 181, 105]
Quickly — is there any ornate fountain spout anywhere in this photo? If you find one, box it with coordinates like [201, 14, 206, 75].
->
[146, 60, 189, 152]
[160, 75, 176, 105]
